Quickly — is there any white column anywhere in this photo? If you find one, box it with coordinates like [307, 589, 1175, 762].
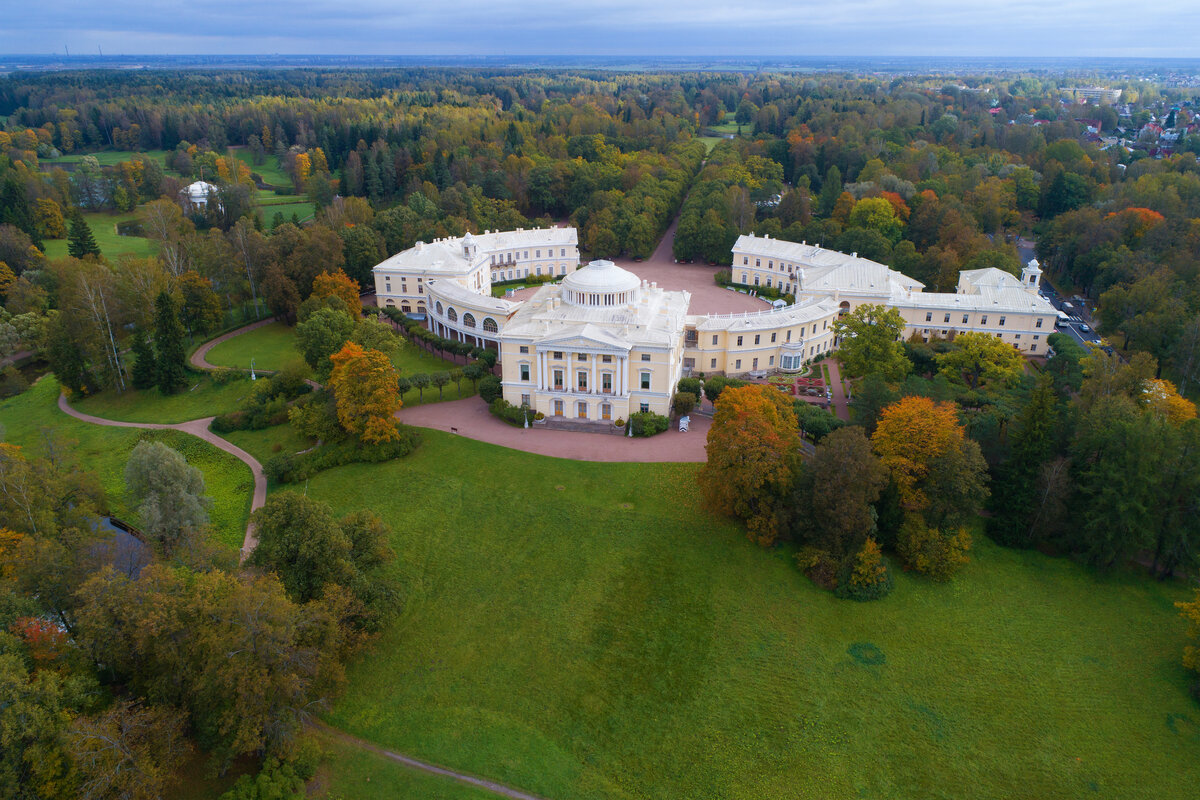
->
[535, 350, 543, 391]
[591, 353, 597, 395]
[619, 356, 626, 395]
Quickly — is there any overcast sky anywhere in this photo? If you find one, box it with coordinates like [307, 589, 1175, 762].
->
[2, 0, 1195, 58]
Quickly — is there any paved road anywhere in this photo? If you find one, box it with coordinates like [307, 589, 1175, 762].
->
[56, 393, 267, 561]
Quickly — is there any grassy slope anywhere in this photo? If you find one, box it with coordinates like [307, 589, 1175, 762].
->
[315, 737, 498, 800]
[227, 148, 291, 188]
[72, 374, 257, 424]
[0, 378, 252, 550]
[42, 210, 159, 260]
[312, 431, 1200, 800]
[203, 322, 473, 405]
[41, 149, 171, 168]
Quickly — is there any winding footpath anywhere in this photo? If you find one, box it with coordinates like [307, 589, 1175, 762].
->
[56, 393, 267, 561]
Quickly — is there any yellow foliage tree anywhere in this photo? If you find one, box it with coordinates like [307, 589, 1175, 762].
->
[897, 514, 971, 581]
[0, 526, 23, 578]
[328, 342, 402, 444]
[871, 395, 964, 512]
[1142, 378, 1197, 425]
[0, 262, 15, 298]
[293, 152, 311, 190]
[312, 269, 363, 318]
[1176, 590, 1200, 692]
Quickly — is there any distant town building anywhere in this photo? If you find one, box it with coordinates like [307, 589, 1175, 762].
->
[1063, 86, 1122, 104]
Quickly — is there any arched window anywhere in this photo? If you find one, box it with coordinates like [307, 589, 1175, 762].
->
[447, 307, 458, 323]
[417, 302, 426, 313]
[483, 317, 498, 333]
[463, 313, 476, 328]
[401, 302, 411, 313]
[435, 301, 444, 315]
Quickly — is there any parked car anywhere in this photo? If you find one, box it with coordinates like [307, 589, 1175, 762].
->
[1080, 323, 1090, 332]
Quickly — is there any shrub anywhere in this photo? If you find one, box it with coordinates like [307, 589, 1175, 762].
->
[488, 397, 529, 427]
[714, 269, 732, 287]
[677, 377, 703, 396]
[629, 411, 669, 437]
[264, 427, 421, 483]
[672, 391, 697, 416]
[795, 546, 839, 591]
[478, 374, 503, 404]
[210, 366, 243, 385]
[897, 514, 971, 581]
[834, 538, 894, 601]
[219, 757, 304, 800]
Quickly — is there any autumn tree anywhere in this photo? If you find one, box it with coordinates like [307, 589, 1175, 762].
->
[936, 331, 1025, 390]
[311, 268, 363, 318]
[176, 271, 223, 337]
[328, 341, 402, 444]
[699, 384, 802, 546]
[832, 303, 910, 380]
[67, 701, 192, 800]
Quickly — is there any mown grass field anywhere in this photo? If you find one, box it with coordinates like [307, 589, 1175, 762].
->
[40, 149, 172, 168]
[72, 373, 257, 424]
[314, 736, 497, 800]
[203, 322, 474, 405]
[308, 431, 1200, 800]
[227, 147, 292, 188]
[260, 200, 315, 225]
[0, 378, 252, 550]
[41, 210, 159, 260]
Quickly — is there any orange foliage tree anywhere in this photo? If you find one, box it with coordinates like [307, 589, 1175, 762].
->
[871, 395, 964, 513]
[328, 341, 401, 444]
[1142, 378, 1197, 425]
[312, 268, 363, 318]
[699, 385, 801, 546]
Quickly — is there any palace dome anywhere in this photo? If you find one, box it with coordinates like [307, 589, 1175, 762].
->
[560, 259, 641, 307]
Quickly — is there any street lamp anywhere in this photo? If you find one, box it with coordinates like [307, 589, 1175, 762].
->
[250, 358, 256, 381]
[523, 406, 529, 429]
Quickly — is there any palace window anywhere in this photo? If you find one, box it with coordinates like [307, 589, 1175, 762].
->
[981, 315, 988, 325]
[711, 359, 717, 368]
[755, 259, 761, 267]
[602, 373, 612, 393]
[519, 345, 528, 354]
[447, 308, 458, 323]
[771, 332, 776, 343]
[601, 403, 611, 420]
[463, 313, 476, 328]
[944, 313, 951, 323]
[578, 353, 588, 361]
[483, 317, 498, 333]
[640, 372, 650, 390]
[752, 358, 759, 369]
[578, 371, 588, 390]
[640, 403, 649, 413]
[962, 314, 969, 324]
[641, 353, 651, 361]
[735, 359, 741, 370]
[999, 316, 1006, 326]
[736, 336, 743, 347]
[754, 334, 760, 345]
[519, 363, 530, 381]
[602, 354, 612, 363]
[436, 301, 444, 315]
[554, 351, 563, 359]
[712, 335, 718, 345]
[553, 370, 563, 389]
[1036, 318, 1043, 328]
[925, 312, 932, 322]
[521, 394, 530, 407]
[742, 256, 748, 265]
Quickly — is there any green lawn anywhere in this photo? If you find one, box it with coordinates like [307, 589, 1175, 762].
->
[41, 149, 171, 168]
[307, 432, 1200, 800]
[72, 374, 257, 424]
[0, 378, 252, 550]
[204, 322, 305, 371]
[314, 737, 497, 800]
[696, 136, 723, 154]
[260, 201, 315, 225]
[219, 424, 314, 470]
[228, 148, 292, 188]
[42, 210, 159, 260]
[202, 322, 472, 405]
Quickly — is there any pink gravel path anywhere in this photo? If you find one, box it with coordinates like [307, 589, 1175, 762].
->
[399, 397, 709, 463]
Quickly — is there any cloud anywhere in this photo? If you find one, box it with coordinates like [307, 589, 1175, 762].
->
[2, 0, 1197, 57]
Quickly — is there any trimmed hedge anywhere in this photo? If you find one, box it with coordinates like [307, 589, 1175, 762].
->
[629, 411, 669, 437]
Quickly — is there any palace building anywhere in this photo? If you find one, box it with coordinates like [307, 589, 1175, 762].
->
[372, 226, 1057, 424]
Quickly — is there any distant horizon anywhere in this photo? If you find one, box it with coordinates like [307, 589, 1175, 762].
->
[3, 0, 1198, 63]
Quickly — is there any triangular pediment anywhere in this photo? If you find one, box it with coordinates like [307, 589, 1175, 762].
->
[536, 324, 632, 351]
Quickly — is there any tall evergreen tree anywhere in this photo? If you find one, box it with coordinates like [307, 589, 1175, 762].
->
[153, 291, 188, 395]
[987, 374, 1062, 548]
[0, 174, 42, 250]
[130, 329, 157, 390]
[67, 207, 100, 260]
